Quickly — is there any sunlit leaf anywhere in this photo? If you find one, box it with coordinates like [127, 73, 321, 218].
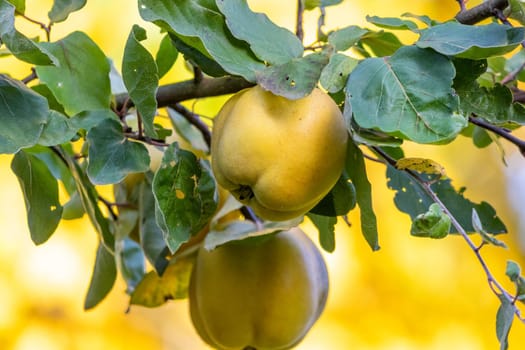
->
[345, 141, 379, 251]
[359, 30, 402, 56]
[348, 46, 465, 144]
[216, 0, 303, 65]
[0, 75, 49, 154]
[36, 31, 111, 115]
[84, 242, 117, 310]
[130, 257, 194, 307]
[86, 118, 150, 185]
[396, 157, 447, 178]
[122, 25, 159, 138]
[48, 0, 86, 23]
[11, 150, 63, 244]
[139, 0, 265, 82]
[417, 22, 524, 59]
[0, 0, 56, 64]
[153, 143, 217, 253]
[256, 51, 330, 99]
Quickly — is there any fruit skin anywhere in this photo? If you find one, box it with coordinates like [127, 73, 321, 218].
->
[211, 85, 348, 221]
[189, 228, 329, 350]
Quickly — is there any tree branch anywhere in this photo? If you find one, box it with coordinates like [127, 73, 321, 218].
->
[296, 0, 305, 42]
[468, 115, 525, 157]
[115, 76, 254, 112]
[455, 0, 509, 25]
[170, 103, 212, 149]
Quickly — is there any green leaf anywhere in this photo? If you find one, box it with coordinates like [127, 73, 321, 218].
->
[204, 217, 302, 250]
[508, 0, 525, 25]
[307, 213, 336, 253]
[86, 119, 150, 185]
[309, 175, 356, 216]
[411, 203, 451, 239]
[345, 141, 380, 251]
[139, 173, 167, 269]
[348, 46, 465, 144]
[0, 0, 56, 65]
[328, 25, 369, 52]
[167, 107, 209, 154]
[366, 15, 418, 31]
[472, 209, 508, 248]
[496, 296, 514, 350]
[70, 109, 119, 132]
[155, 34, 178, 78]
[122, 25, 159, 138]
[305, 0, 343, 10]
[38, 110, 78, 146]
[116, 237, 145, 294]
[0, 75, 49, 154]
[84, 243, 117, 310]
[216, 0, 303, 65]
[386, 165, 507, 234]
[11, 151, 63, 244]
[168, 34, 227, 77]
[152, 143, 217, 253]
[359, 31, 402, 57]
[320, 53, 358, 93]
[48, 0, 86, 23]
[130, 257, 194, 307]
[58, 147, 115, 250]
[7, 0, 24, 13]
[417, 22, 524, 59]
[506, 260, 521, 282]
[256, 51, 330, 99]
[139, 0, 265, 82]
[36, 31, 111, 115]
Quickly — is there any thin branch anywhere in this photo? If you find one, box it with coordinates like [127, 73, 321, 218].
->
[455, 0, 509, 25]
[468, 115, 525, 156]
[296, 0, 305, 42]
[372, 146, 524, 323]
[21, 68, 37, 85]
[115, 76, 254, 112]
[456, 0, 467, 12]
[19, 13, 52, 41]
[170, 103, 212, 149]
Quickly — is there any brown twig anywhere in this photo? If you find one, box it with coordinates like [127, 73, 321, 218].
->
[170, 103, 212, 149]
[19, 13, 52, 41]
[454, 0, 509, 25]
[296, 0, 305, 42]
[115, 76, 253, 112]
[468, 115, 525, 157]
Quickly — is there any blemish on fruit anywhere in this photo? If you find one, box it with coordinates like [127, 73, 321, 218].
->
[176, 189, 185, 199]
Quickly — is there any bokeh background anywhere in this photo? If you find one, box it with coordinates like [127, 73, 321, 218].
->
[1, 0, 525, 349]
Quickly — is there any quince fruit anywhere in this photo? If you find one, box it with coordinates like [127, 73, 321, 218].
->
[211, 85, 348, 221]
[189, 227, 329, 350]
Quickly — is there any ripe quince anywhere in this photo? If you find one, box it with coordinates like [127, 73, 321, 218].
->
[211, 85, 348, 221]
[189, 227, 329, 350]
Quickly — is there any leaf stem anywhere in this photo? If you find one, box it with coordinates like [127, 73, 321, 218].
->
[296, 0, 305, 42]
[468, 115, 525, 157]
[19, 13, 52, 41]
[372, 145, 525, 325]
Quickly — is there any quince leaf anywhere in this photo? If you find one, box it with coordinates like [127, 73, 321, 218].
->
[410, 203, 450, 239]
[417, 22, 524, 59]
[36, 31, 111, 115]
[307, 213, 337, 253]
[11, 150, 63, 244]
[256, 51, 330, 100]
[216, 0, 303, 65]
[0, 75, 49, 154]
[130, 257, 194, 307]
[122, 25, 159, 138]
[86, 119, 150, 185]
[153, 143, 217, 253]
[155, 34, 178, 79]
[48, 0, 86, 23]
[348, 45, 465, 144]
[84, 242, 117, 310]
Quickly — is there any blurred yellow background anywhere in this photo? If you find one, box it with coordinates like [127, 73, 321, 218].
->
[1, 0, 525, 349]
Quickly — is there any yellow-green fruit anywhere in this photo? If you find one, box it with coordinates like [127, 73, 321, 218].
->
[189, 228, 329, 350]
[211, 85, 348, 221]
